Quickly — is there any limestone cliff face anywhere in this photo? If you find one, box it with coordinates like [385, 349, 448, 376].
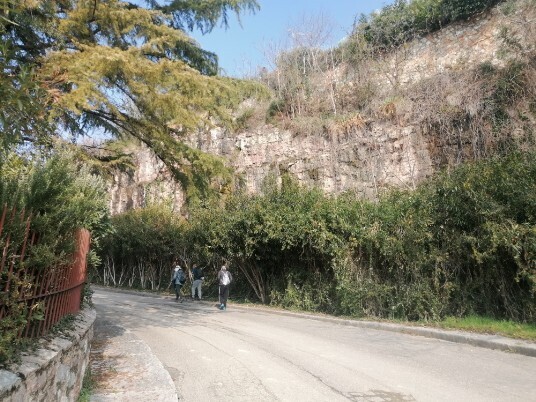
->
[108, 145, 184, 215]
[193, 122, 433, 198]
[107, 0, 534, 214]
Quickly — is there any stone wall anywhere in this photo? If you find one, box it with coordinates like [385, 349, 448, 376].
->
[0, 309, 96, 402]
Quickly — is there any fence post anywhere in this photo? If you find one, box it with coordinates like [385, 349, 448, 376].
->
[69, 228, 91, 313]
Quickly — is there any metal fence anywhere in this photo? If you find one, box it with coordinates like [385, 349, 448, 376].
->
[0, 204, 90, 338]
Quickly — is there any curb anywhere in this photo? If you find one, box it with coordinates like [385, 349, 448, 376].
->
[0, 309, 96, 401]
[228, 304, 536, 358]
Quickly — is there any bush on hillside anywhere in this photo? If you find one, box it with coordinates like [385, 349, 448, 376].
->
[196, 178, 345, 309]
[355, 0, 504, 51]
[339, 152, 536, 321]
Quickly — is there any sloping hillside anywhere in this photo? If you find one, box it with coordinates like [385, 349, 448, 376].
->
[107, 0, 536, 214]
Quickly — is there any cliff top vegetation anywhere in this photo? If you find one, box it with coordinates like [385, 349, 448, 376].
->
[254, 0, 535, 172]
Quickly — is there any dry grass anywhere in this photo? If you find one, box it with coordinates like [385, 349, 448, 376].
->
[255, 0, 536, 158]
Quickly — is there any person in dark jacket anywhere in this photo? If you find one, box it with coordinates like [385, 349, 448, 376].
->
[191, 264, 204, 300]
[217, 264, 232, 310]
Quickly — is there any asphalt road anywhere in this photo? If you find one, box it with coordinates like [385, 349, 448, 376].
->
[92, 288, 536, 402]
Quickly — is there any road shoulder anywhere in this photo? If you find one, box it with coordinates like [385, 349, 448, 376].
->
[89, 315, 177, 401]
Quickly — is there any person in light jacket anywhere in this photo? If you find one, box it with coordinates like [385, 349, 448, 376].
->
[171, 265, 186, 302]
[217, 264, 232, 310]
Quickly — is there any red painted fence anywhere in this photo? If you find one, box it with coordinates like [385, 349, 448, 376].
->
[0, 204, 90, 338]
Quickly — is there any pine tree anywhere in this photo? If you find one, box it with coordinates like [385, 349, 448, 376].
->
[0, 0, 264, 200]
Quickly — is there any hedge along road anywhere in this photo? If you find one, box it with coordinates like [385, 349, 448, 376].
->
[91, 287, 536, 402]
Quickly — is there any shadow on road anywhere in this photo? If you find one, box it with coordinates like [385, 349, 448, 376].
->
[92, 284, 227, 332]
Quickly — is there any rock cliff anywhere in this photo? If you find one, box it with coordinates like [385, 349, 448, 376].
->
[108, 0, 535, 214]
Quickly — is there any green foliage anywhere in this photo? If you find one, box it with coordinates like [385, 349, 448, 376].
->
[0, 0, 264, 199]
[206, 179, 345, 306]
[439, 315, 536, 340]
[266, 99, 287, 121]
[0, 61, 52, 149]
[99, 153, 536, 323]
[352, 0, 503, 51]
[0, 149, 110, 267]
[428, 154, 536, 320]
[97, 205, 185, 289]
[471, 60, 530, 136]
[156, 0, 259, 35]
[439, 0, 504, 20]
[0, 0, 56, 149]
[234, 107, 255, 131]
[0, 149, 110, 366]
[270, 272, 335, 313]
[78, 365, 94, 402]
[338, 153, 535, 322]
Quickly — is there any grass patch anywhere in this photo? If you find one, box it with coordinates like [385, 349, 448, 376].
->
[237, 302, 536, 341]
[435, 316, 536, 341]
[78, 366, 94, 402]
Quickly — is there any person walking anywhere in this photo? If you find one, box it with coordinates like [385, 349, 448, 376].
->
[191, 263, 204, 300]
[171, 265, 186, 302]
[217, 264, 232, 310]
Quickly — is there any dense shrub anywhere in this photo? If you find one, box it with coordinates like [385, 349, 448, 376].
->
[97, 206, 185, 290]
[428, 153, 536, 320]
[338, 153, 536, 321]
[0, 149, 110, 272]
[209, 179, 344, 309]
[0, 149, 110, 365]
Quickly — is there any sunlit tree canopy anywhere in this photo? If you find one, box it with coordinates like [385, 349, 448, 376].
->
[0, 0, 263, 199]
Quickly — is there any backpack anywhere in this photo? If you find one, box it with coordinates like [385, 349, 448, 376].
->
[174, 270, 186, 285]
[221, 271, 230, 286]
[178, 270, 186, 285]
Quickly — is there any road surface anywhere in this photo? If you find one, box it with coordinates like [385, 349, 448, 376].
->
[92, 287, 536, 402]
